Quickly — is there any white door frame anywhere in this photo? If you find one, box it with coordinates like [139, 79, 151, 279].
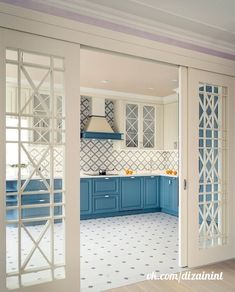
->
[178, 66, 188, 267]
[0, 2, 234, 285]
[0, 28, 80, 292]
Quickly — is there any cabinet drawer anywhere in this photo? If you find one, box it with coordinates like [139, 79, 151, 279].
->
[22, 194, 50, 205]
[93, 195, 119, 214]
[6, 180, 17, 192]
[93, 178, 119, 195]
[21, 193, 62, 205]
[21, 206, 62, 219]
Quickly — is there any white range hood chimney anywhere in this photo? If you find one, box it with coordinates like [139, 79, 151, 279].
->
[84, 97, 114, 133]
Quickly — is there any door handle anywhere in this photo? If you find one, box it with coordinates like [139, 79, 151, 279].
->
[104, 195, 110, 198]
[184, 179, 187, 190]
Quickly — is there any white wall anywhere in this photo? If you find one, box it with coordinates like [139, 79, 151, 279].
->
[164, 101, 179, 150]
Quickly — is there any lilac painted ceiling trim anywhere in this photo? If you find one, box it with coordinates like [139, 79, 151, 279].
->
[2, 0, 235, 61]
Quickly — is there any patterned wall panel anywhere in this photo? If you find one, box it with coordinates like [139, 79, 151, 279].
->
[80, 97, 179, 172]
[80, 96, 90, 131]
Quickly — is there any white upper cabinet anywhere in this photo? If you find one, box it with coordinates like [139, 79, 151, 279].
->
[163, 101, 179, 150]
[114, 101, 163, 149]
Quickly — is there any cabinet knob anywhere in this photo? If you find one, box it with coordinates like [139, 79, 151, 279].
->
[131, 177, 135, 179]
[104, 195, 109, 198]
[104, 177, 109, 180]
[169, 180, 172, 185]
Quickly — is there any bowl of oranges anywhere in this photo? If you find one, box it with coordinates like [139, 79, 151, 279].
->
[165, 169, 177, 176]
[124, 168, 134, 175]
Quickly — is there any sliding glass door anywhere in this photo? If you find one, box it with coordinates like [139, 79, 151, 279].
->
[187, 68, 234, 267]
[0, 28, 80, 292]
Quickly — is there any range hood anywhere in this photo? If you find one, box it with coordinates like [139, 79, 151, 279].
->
[81, 97, 122, 140]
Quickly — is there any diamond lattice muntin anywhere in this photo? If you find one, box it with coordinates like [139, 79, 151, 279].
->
[198, 83, 227, 248]
[5, 49, 65, 289]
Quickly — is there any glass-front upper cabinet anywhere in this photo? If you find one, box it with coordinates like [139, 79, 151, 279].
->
[125, 103, 156, 149]
[125, 103, 139, 147]
[142, 105, 155, 148]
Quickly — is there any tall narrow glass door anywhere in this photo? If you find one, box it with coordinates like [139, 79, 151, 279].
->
[188, 68, 233, 267]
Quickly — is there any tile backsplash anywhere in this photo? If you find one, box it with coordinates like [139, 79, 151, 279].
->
[80, 96, 178, 172]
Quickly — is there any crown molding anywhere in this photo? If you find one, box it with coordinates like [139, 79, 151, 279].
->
[34, 0, 235, 54]
[163, 93, 178, 105]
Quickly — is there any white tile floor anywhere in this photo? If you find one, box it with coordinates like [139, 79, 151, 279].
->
[6, 212, 182, 291]
[80, 212, 183, 292]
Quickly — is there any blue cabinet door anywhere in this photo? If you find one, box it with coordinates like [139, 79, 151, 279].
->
[160, 176, 179, 216]
[120, 177, 143, 211]
[80, 179, 92, 215]
[160, 177, 171, 210]
[171, 178, 179, 214]
[6, 180, 18, 221]
[93, 195, 119, 214]
[144, 176, 159, 209]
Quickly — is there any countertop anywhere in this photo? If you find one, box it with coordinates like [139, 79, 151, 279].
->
[80, 170, 178, 178]
[6, 171, 178, 181]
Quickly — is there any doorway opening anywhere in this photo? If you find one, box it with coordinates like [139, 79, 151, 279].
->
[79, 47, 183, 291]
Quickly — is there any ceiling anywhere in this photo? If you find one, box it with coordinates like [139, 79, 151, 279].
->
[6, 48, 178, 98]
[80, 48, 178, 97]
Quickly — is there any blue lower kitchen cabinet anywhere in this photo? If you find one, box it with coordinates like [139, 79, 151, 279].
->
[120, 176, 143, 211]
[6, 179, 63, 224]
[93, 177, 119, 195]
[80, 178, 92, 217]
[144, 176, 160, 209]
[22, 179, 62, 222]
[6, 180, 18, 221]
[160, 176, 179, 216]
[92, 177, 120, 215]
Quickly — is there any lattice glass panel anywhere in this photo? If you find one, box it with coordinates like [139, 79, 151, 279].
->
[5, 49, 65, 289]
[125, 103, 138, 147]
[198, 83, 227, 249]
[143, 105, 155, 148]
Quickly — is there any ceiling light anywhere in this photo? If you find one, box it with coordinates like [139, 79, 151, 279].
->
[148, 87, 154, 90]
[101, 80, 109, 84]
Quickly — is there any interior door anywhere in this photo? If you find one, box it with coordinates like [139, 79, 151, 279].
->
[188, 68, 234, 267]
[0, 28, 80, 292]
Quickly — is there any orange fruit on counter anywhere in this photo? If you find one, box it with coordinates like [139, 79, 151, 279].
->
[124, 169, 133, 175]
[173, 170, 177, 175]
